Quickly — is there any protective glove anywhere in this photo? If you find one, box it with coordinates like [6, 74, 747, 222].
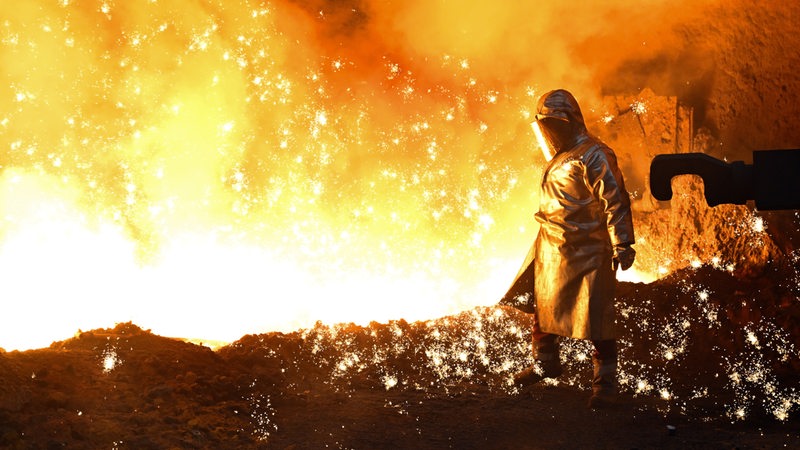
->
[613, 244, 636, 271]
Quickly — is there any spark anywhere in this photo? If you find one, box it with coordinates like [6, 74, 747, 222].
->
[247, 387, 278, 441]
[630, 100, 647, 114]
[101, 348, 121, 373]
[383, 375, 399, 390]
[751, 216, 765, 233]
[746, 330, 760, 348]
[315, 110, 327, 126]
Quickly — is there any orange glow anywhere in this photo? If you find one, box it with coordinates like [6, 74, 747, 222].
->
[0, 167, 524, 350]
[0, 0, 537, 350]
[0, 0, 702, 350]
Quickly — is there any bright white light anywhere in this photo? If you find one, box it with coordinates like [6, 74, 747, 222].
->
[615, 266, 656, 283]
[102, 349, 119, 373]
[630, 101, 647, 114]
[751, 216, 765, 233]
[383, 375, 398, 390]
[315, 110, 327, 125]
[0, 171, 519, 350]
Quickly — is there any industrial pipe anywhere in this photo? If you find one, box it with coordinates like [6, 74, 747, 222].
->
[649, 150, 800, 210]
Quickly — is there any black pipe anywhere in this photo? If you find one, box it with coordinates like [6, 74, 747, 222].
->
[649, 150, 800, 210]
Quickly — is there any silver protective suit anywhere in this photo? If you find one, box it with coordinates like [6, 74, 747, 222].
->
[531, 90, 635, 340]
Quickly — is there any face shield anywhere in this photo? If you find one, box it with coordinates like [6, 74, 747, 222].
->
[531, 120, 556, 162]
[531, 116, 572, 162]
[531, 89, 586, 161]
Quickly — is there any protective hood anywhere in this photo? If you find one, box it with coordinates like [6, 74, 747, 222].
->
[534, 89, 586, 129]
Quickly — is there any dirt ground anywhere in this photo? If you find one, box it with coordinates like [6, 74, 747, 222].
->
[2, 259, 799, 449]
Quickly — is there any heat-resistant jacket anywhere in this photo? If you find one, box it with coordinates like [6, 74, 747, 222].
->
[533, 132, 634, 339]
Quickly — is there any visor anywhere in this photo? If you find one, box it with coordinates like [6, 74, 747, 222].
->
[533, 111, 570, 123]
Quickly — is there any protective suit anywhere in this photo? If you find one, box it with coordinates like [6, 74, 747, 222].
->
[533, 122, 634, 340]
[508, 89, 635, 407]
[505, 89, 635, 339]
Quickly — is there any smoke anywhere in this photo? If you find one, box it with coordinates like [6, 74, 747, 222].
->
[291, 1, 725, 97]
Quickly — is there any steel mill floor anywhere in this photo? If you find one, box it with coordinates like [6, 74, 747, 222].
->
[1, 261, 799, 449]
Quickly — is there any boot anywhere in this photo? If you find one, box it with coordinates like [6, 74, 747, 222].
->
[588, 356, 617, 408]
[513, 338, 562, 388]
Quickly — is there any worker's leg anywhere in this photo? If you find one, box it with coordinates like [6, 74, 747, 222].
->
[513, 315, 563, 387]
[588, 339, 617, 408]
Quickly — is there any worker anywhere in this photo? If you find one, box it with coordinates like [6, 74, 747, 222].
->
[508, 89, 636, 408]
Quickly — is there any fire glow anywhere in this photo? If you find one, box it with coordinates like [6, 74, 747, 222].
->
[0, 1, 700, 351]
[0, 0, 532, 350]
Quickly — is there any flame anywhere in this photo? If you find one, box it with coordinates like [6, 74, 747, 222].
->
[0, 166, 518, 349]
[0, 1, 708, 350]
[0, 167, 523, 350]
